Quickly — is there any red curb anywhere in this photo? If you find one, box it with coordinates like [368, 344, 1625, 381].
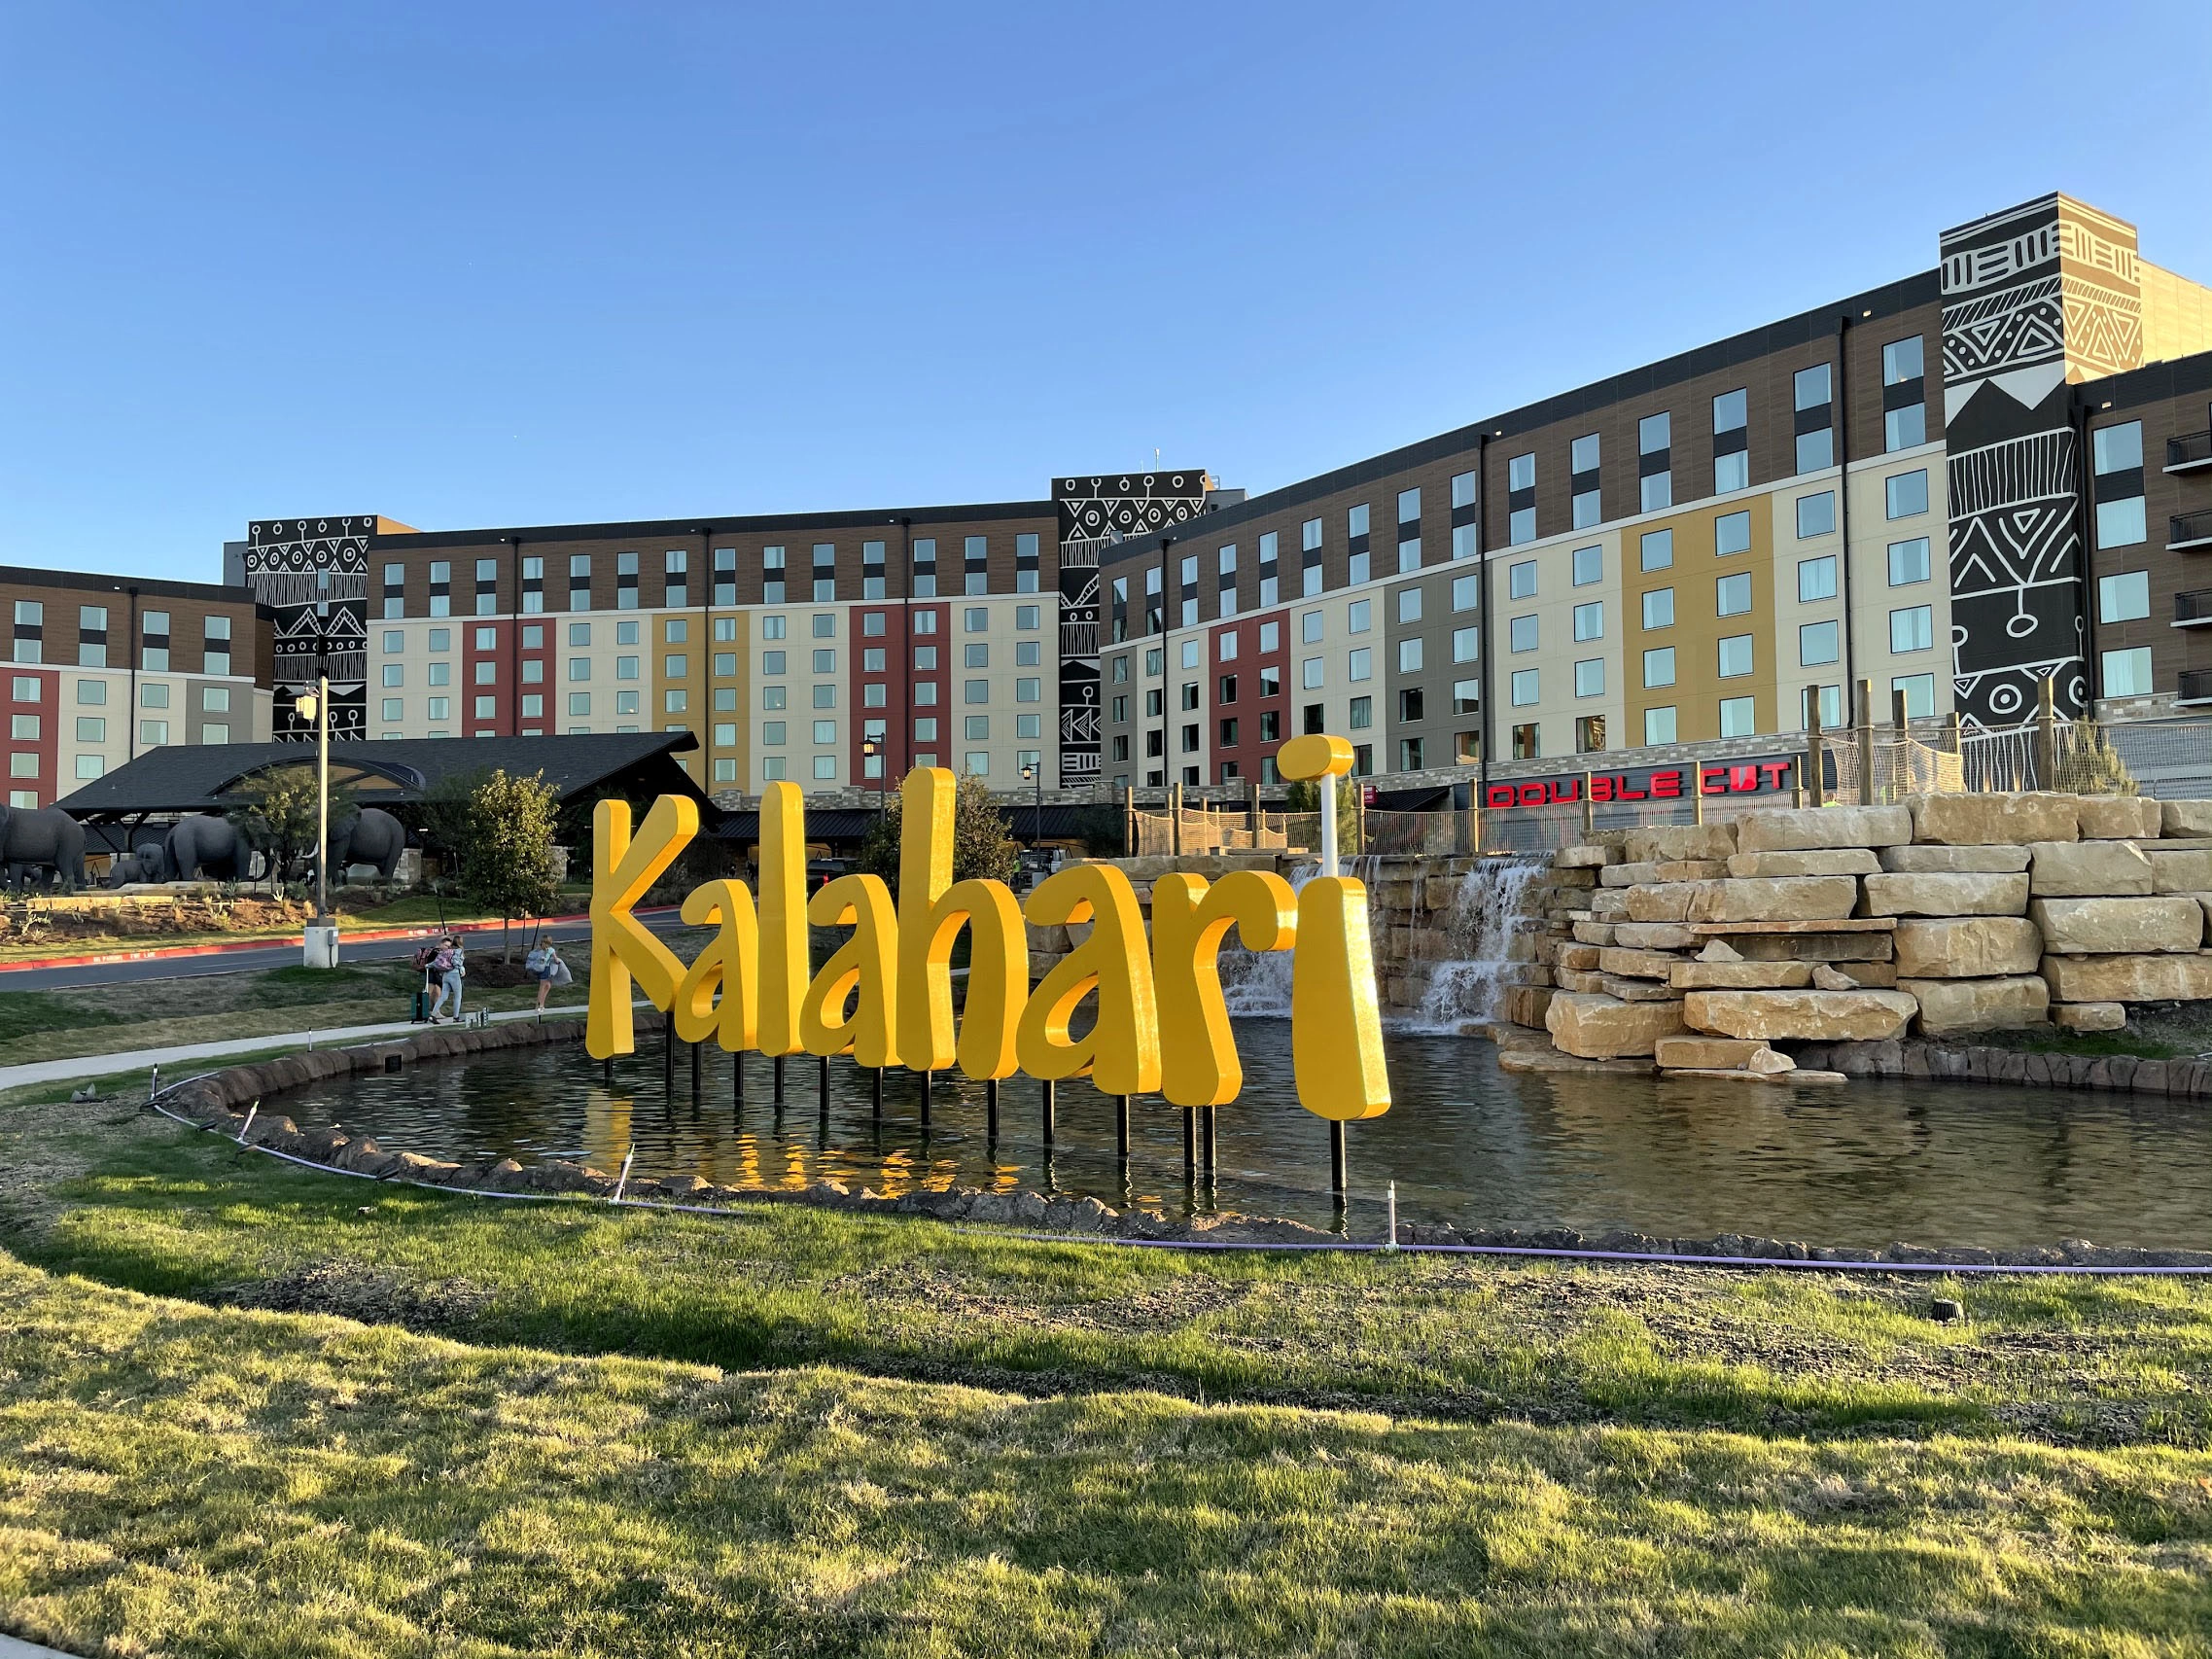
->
[0, 906, 679, 973]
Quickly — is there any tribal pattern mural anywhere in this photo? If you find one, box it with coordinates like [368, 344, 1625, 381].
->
[1053, 472, 1209, 785]
[1940, 196, 2144, 727]
[243, 516, 375, 739]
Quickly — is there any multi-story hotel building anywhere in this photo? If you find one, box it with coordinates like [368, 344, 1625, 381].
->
[7, 190, 2209, 812]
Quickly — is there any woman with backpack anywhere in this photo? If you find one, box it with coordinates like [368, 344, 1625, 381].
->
[428, 935, 466, 1023]
[524, 937, 574, 1013]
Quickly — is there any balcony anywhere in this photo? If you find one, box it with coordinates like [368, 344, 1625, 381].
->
[2168, 430, 2212, 474]
[2172, 510, 2212, 552]
[2180, 669, 2212, 706]
[2176, 589, 2212, 626]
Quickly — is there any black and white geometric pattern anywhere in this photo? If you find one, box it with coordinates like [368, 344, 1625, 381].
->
[244, 516, 375, 740]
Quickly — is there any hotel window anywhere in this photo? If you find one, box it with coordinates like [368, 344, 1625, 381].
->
[1888, 538, 1931, 586]
[2093, 422, 2147, 547]
[474, 557, 498, 616]
[1510, 723, 1540, 759]
[858, 540, 885, 601]
[1346, 598, 1370, 635]
[810, 613, 833, 639]
[1450, 469, 1479, 560]
[1716, 573, 1751, 617]
[863, 647, 887, 673]
[474, 660, 496, 686]
[1794, 364, 1834, 473]
[662, 549, 687, 608]
[1890, 605, 1933, 653]
[1800, 620, 1840, 666]
[1643, 647, 1675, 688]
[1715, 511, 1751, 557]
[1452, 572, 1479, 612]
[10, 714, 35, 740]
[964, 643, 989, 669]
[1797, 491, 1837, 539]
[1396, 639, 1422, 674]
[1717, 634, 1753, 679]
[427, 695, 450, 721]
[1893, 672, 1937, 718]
[428, 561, 451, 617]
[1574, 657, 1604, 697]
[1885, 470, 1929, 519]
[1509, 616, 1538, 653]
[1299, 515, 1325, 595]
[1570, 434, 1601, 528]
[1712, 388, 1749, 494]
[1639, 528, 1672, 572]
[911, 537, 936, 597]
[616, 550, 640, 608]
[761, 546, 787, 603]
[812, 649, 837, 675]
[1396, 586, 1422, 624]
[1719, 695, 1756, 738]
[1507, 560, 1536, 600]
[615, 655, 639, 681]
[1799, 556, 1838, 603]
[1510, 669, 1539, 707]
[1506, 452, 1536, 544]
[1301, 656, 1323, 690]
[1643, 706, 1676, 745]
[1881, 335, 1927, 450]
[1257, 530, 1281, 605]
[1638, 411, 1671, 511]
[1348, 648, 1372, 682]
[814, 683, 837, 708]
[1396, 736, 1424, 772]
[1395, 688, 1421, 724]
[1143, 566, 1164, 635]
[757, 616, 781, 641]
[815, 756, 839, 781]
[73, 679, 97, 705]
[383, 562, 406, 618]
[142, 682, 169, 708]
[1145, 645, 1164, 675]
[963, 534, 988, 596]
[662, 653, 686, 680]
[1016, 532, 1040, 593]
[1179, 554, 1200, 627]
[76, 605, 106, 668]
[76, 715, 102, 742]
[1641, 587, 1674, 629]
[812, 543, 835, 602]
[140, 611, 169, 672]
[139, 719, 169, 747]
[381, 663, 404, 688]
[1571, 545, 1601, 586]
[1217, 631, 1237, 662]
[1801, 685, 1843, 728]
[1396, 486, 1421, 573]
[203, 615, 231, 675]
[520, 693, 544, 721]
[428, 661, 451, 686]
[1573, 716, 1603, 754]
[521, 556, 544, 613]
[569, 692, 592, 717]
[569, 554, 591, 611]
[716, 547, 739, 605]
[1453, 678, 1479, 715]
[1453, 626, 1478, 662]
[713, 687, 736, 712]
[2100, 570, 2150, 623]
[2102, 647, 2154, 697]
[816, 719, 840, 744]
[615, 690, 640, 715]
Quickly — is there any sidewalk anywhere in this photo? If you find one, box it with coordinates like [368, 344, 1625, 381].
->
[0, 1005, 586, 1094]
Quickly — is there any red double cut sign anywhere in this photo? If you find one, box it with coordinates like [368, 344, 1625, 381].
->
[1486, 755, 1798, 812]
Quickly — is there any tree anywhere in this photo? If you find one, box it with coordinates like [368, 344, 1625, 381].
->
[226, 767, 355, 893]
[1282, 776, 1359, 857]
[453, 769, 562, 960]
[2054, 719, 2140, 796]
[856, 770, 1018, 897]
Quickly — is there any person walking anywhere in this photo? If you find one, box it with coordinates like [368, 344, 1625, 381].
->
[524, 937, 573, 1013]
[430, 934, 467, 1023]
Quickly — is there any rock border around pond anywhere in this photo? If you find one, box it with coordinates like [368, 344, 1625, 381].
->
[144, 1015, 2212, 1270]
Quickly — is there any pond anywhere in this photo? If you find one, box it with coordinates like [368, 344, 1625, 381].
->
[273, 1021, 2212, 1253]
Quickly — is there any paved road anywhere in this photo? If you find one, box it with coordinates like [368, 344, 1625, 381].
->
[0, 914, 685, 992]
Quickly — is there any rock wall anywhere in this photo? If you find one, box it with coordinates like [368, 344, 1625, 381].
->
[1509, 794, 2212, 1082]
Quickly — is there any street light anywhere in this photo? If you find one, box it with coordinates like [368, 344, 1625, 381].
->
[1022, 761, 1042, 856]
[862, 738, 884, 814]
[295, 673, 336, 970]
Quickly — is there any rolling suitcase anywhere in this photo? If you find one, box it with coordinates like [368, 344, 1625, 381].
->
[411, 986, 436, 1023]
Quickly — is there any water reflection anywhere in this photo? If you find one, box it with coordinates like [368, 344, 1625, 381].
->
[275, 1023, 2212, 1252]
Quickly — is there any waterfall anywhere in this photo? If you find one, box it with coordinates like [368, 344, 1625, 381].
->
[1398, 856, 1546, 1033]
[1218, 862, 1317, 1017]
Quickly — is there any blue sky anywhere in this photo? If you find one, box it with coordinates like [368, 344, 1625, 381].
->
[4, 1, 2208, 580]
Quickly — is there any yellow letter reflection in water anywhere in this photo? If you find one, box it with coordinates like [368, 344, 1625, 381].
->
[587, 795, 696, 1059]
[892, 767, 1028, 1079]
[799, 873, 901, 1068]
[1015, 864, 1161, 1096]
[1151, 869, 1298, 1107]
[1291, 875, 1391, 1121]
[673, 879, 758, 1052]
[755, 781, 808, 1059]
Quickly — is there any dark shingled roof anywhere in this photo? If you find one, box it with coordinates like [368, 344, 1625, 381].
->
[55, 731, 718, 822]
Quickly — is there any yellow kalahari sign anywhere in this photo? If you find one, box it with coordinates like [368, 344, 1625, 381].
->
[588, 760, 1389, 1123]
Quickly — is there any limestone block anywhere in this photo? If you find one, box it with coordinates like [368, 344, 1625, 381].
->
[1726, 849, 1879, 878]
[1890, 916, 2042, 979]
[1697, 938, 1742, 961]
[1745, 1046, 1797, 1074]
[1810, 965, 1855, 990]
[1026, 921, 1071, 955]
[2162, 800, 2212, 836]
[1612, 921, 1699, 950]
[2027, 840, 2154, 897]
[1668, 960, 1815, 990]
[1654, 1036, 1772, 1069]
[1730, 933, 1893, 962]
[2029, 896, 2204, 955]
[1553, 844, 1621, 868]
[1624, 884, 1695, 924]
[1682, 987, 1918, 1041]
[1501, 985, 1554, 1028]
[1498, 1046, 1655, 1077]
[1597, 946, 1681, 980]
[1622, 823, 1738, 864]
[2041, 952, 2212, 1003]
[2075, 795, 2160, 839]
[1879, 844, 2032, 874]
[1654, 860, 1731, 883]
[2147, 849, 2212, 894]
[1823, 960, 1898, 987]
[1557, 942, 1602, 971]
[1555, 970, 1607, 994]
[2053, 1001, 2125, 1032]
[1545, 990, 1687, 1059]
[1681, 876, 1859, 924]
[1910, 793, 2078, 846]
[1901, 974, 2050, 1037]
[1666, 1066, 1843, 1084]
[1860, 872, 2029, 918]
[1590, 890, 1632, 920]
[1571, 921, 1617, 945]
[1598, 974, 1682, 1003]
[1598, 862, 1663, 888]
[1733, 805, 1911, 853]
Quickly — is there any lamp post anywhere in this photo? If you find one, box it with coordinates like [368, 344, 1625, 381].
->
[297, 674, 337, 969]
[863, 738, 884, 814]
[1022, 761, 1042, 849]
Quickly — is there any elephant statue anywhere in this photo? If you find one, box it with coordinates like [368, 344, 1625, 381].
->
[325, 807, 406, 885]
[104, 844, 168, 886]
[163, 815, 249, 883]
[0, 803, 87, 892]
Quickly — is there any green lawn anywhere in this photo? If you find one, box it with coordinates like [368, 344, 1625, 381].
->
[2, 1075, 2211, 1653]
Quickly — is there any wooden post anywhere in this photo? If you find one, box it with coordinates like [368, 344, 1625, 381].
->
[1856, 678, 1877, 807]
[1123, 785, 1136, 856]
[1246, 774, 1261, 840]
[1946, 712, 1963, 754]
[1791, 754, 1805, 809]
[1170, 781, 1183, 855]
[1581, 769, 1595, 839]
[1891, 688, 1911, 804]
[1804, 686, 1826, 809]
[2033, 676, 2057, 792]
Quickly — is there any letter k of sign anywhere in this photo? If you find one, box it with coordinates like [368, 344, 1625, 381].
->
[587, 796, 697, 1059]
